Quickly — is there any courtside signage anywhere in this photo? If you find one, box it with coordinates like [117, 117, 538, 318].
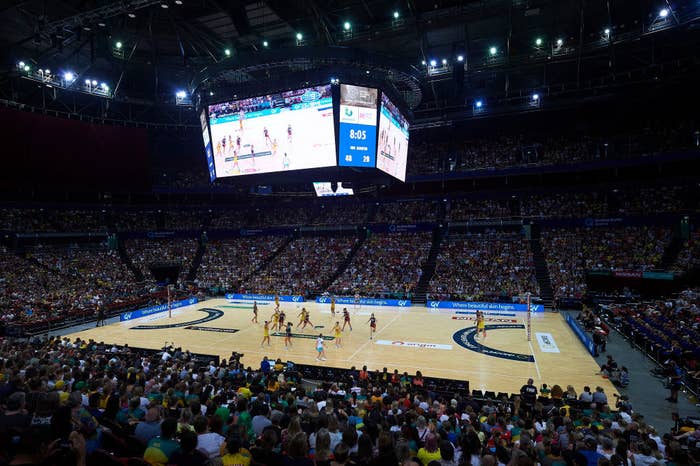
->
[316, 296, 411, 307]
[226, 293, 305, 303]
[535, 332, 560, 353]
[564, 314, 596, 356]
[375, 340, 452, 350]
[120, 297, 198, 322]
[427, 301, 544, 312]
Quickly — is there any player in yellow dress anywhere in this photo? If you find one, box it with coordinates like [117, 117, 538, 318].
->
[297, 307, 307, 327]
[271, 310, 280, 330]
[333, 321, 342, 348]
[260, 321, 271, 347]
[274, 294, 280, 311]
[476, 311, 486, 340]
[330, 297, 336, 319]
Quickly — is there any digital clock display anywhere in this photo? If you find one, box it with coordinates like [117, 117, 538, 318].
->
[338, 84, 378, 167]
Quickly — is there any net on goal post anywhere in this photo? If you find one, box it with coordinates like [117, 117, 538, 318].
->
[517, 292, 533, 342]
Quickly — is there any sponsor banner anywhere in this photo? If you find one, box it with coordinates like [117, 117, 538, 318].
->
[375, 340, 452, 350]
[451, 316, 518, 323]
[428, 301, 544, 313]
[455, 311, 517, 317]
[583, 217, 624, 227]
[120, 297, 198, 322]
[185, 326, 240, 333]
[612, 270, 643, 279]
[642, 271, 675, 280]
[226, 293, 305, 303]
[316, 296, 411, 307]
[368, 223, 435, 234]
[535, 332, 560, 353]
[452, 325, 535, 362]
[564, 314, 596, 356]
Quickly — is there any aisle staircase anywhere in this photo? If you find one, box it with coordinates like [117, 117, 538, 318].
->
[322, 234, 367, 291]
[187, 239, 206, 282]
[413, 227, 445, 304]
[529, 232, 554, 310]
[244, 236, 294, 282]
[659, 235, 683, 270]
[117, 238, 144, 282]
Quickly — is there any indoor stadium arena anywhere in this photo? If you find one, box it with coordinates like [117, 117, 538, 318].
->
[0, 0, 699, 465]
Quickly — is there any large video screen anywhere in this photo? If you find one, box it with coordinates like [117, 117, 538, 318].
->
[377, 93, 409, 181]
[313, 182, 354, 197]
[208, 85, 336, 177]
[338, 84, 378, 167]
[200, 109, 216, 181]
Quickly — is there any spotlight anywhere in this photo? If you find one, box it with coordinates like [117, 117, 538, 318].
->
[176, 90, 186, 98]
[604, 28, 610, 35]
[98, 21, 106, 27]
[393, 11, 399, 19]
[160, 2, 169, 8]
[489, 46, 497, 56]
[209, 91, 214, 96]
[343, 21, 351, 30]
[127, 12, 136, 18]
[100, 82, 109, 90]
[91, 80, 97, 86]
[421, 60, 426, 65]
[85, 79, 91, 85]
[659, 8, 669, 18]
[224, 48, 231, 56]
[296, 32, 303, 41]
[532, 93, 539, 101]
[18, 61, 25, 68]
[175, 0, 183, 4]
[263, 40, 268, 47]
[45, 69, 50, 74]
[475, 100, 483, 108]
[83, 25, 91, 31]
[535, 37, 543, 46]
[64, 71, 74, 81]
[115, 41, 123, 49]
[457, 55, 464, 62]
[556, 38, 563, 46]
[23, 65, 30, 72]
[429, 59, 437, 67]
[365, 70, 370, 74]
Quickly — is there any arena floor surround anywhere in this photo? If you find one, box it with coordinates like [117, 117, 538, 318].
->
[64, 298, 617, 395]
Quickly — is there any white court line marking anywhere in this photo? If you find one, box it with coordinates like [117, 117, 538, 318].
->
[523, 315, 542, 380]
[347, 312, 401, 361]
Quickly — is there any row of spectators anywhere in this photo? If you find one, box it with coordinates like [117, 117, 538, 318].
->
[125, 239, 199, 280]
[329, 233, 432, 298]
[0, 335, 697, 466]
[3, 185, 696, 233]
[429, 232, 539, 302]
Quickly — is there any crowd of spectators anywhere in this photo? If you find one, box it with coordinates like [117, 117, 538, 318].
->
[429, 232, 539, 302]
[374, 202, 440, 224]
[540, 230, 587, 301]
[114, 211, 158, 232]
[329, 233, 431, 298]
[243, 237, 358, 296]
[673, 229, 700, 272]
[0, 209, 107, 233]
[195, 237, 288, 291]
[125, 239, 199, 280]
[1, 335, 697, 466]
[448, 200, 513, 221]
[311, 204, 368, 226]
[598, 288, 700, 396]
[519, 193, 607, 219]
[581, 226, 670, 271]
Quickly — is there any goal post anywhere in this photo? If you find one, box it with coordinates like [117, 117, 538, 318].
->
[518, 292, 533, 342]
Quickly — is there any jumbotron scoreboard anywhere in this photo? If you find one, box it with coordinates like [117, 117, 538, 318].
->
[199, 83, 410, 183]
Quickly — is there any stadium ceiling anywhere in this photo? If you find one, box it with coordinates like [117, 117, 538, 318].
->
[0, 0, 699, 126]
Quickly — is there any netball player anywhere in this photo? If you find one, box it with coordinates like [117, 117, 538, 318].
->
[236, 134, 241, 153]
[274, 294, 280, 311]
[263, 127, 272, 147]
[278, 310, 286, 332]
[251, 301, 258, 323]
[341, 308, 352, 331]
[238, 109, 245, 131]
[330, 297, 336, 319]
[354, 292, 360, 311]
[271, 309, 280, 330]
[299, 309, 314, 332]
[287, 123, 293, 142]
[250, 144, 255, 166]
[283, 152, 290, 169]
[315, 334, 327, 361]
[297, 307, 307, 327]
[476, 311, 486, 340]
[284, 321, 293, 349]
[260, 321, 271, 347]
[333, 321, 342, 348]
[367, 313, 377, 340]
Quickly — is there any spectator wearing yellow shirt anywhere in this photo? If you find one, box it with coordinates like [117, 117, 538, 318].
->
[417, 433, 441, 466]
[221, 436, 251, 466]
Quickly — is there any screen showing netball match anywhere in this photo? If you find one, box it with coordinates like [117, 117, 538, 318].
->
[207, 85, 336, 177]
[377, 92, 410, 181]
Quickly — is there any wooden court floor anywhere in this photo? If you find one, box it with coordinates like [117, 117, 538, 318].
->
[64, 298, 617, 396]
